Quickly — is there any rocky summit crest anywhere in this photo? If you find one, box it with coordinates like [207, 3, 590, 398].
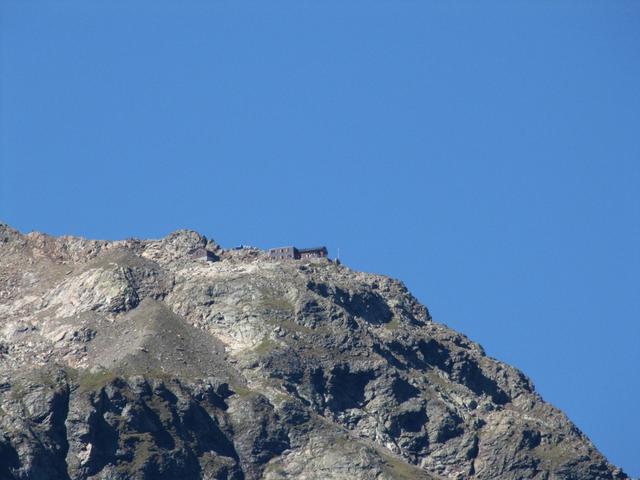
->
[0, 224, 627, 479]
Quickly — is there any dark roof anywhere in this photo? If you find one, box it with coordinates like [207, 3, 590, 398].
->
[297, 246, 327, 253]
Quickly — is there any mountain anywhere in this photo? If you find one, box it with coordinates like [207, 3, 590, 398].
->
[0, 224, 627, 480]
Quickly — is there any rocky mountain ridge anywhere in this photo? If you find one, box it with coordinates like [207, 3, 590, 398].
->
[0, 224, 628, 479]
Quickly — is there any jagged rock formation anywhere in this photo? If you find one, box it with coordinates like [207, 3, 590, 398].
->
[0, 224, 627, 479]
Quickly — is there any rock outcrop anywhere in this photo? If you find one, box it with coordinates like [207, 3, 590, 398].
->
[0, 224, 627, 479]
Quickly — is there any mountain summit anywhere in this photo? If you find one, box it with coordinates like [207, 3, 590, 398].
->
[0, 224, 626, 479]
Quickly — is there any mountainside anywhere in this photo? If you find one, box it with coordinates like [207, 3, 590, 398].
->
[0, 224, 627, 480]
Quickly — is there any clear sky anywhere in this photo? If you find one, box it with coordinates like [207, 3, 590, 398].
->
[1, 0, 639, 475]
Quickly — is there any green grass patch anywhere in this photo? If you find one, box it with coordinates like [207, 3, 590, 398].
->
[384, 316, 402, 331]
[381, 452, 435, 480]
[264, 461, 287, 477]
[253, 336, 279, 356]
[259, 290, 295, 314]
[265, 318, 313, 334]
[229, 383, 254, 398]
[8, 369, 63, 401]
[74, 369, 121, 393]
[534, 443, 574, 469]
[7, 381, 27, 401]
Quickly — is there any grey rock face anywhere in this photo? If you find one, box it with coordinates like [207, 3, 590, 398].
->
[0, 223, 627, 479]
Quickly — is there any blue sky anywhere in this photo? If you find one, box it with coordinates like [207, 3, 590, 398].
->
[1, 0, 639, 475]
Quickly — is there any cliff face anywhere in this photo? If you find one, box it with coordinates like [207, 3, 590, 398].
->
[0, 224, 626, 480]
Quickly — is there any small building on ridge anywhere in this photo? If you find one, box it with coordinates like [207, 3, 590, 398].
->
[190, 247, 217, 262]
[268, 246, 328, 260]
